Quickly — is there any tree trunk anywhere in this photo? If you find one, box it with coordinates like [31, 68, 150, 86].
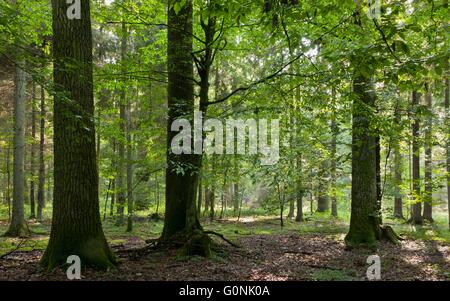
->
[410, 91, 423, 225]
[161, 0, 202, 241]
[5, 141, 12, 222]
[423, 86, 433, 222]
[393, 105, 403, 218]
[295, 156, 304, 222]
[330, 88, 338, 217]
[29, 82, 36, 219]
[317, 161, 329, 212]
[41, 0, 115, 270]
[126, 101, 133, 232]
[345, 73, 380, 246]
[4, 63, 29, 237]
[197, 175, 202, 217]
[445, 76, 449, 229]
[37, 85, 45, 222]
[115, 20, 128, 226]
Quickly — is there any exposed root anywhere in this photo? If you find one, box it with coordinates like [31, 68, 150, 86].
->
[203, 231, 241, 248]
[380, 225, 403, 244]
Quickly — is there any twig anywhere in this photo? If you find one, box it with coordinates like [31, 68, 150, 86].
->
[0, 239, 27, 260]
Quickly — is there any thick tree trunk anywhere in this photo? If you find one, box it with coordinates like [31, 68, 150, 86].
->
[41, 0, 115, 270]
[4, 63, 29, 237]
[161, 0, 202, 241]
[345, 74, 380, 246]
[287, 200, 295, 219]
[410, 91, 423, 225]
[29, 83, 36, 219]
[423, 87, 433, 222]
[37, 85, 45, 222]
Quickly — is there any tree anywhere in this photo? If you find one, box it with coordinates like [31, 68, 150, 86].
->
[393, 103, 403, 218]
[41, 0, 115, 270]
[410, 91, 423, 225]
[161, 0, 203, 242]
[29, 83, 36, 219]
[4, 63, 29, 237]
[37, 85, 45, 222]
[423, 84, 433, 222]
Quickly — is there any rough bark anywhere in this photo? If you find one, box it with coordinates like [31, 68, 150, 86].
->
[41, 0, 115, 270]
[345, 74, 380, 246]
[161, 0, 202, 241]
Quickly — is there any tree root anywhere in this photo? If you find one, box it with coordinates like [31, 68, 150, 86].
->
[380, 225, 403, 244]
[117, 230, 240, 260]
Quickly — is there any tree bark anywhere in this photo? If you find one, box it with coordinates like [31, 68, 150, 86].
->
[4, 63, 29, 237]
[41, 0, 115, 270]
[29, 82, 36, 219]
[393, 104, 403, 218]
[37, 85, 45, 222]
[423, 86, 433, 222]
[115, 20, 128, 226]
[410, 91, 423, 225]
[161, 0, 202, 241]
[445, 77, 449, 229]
[345, 73, 380, 246]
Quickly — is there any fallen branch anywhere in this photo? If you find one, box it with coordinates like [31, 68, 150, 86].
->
[203, 231, 241, 248]
[0, 240, 27, 260]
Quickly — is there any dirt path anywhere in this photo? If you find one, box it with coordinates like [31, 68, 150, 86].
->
[1, 233, 449, 281]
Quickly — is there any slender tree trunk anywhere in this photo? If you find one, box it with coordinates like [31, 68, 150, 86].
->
[41, 0, 115, 270]
[295, 155, 304, 222]
[29, 83, 36, 219]
[4, 63, 29, 237]
[330, 89, 338, 217]
[445, 76, 449, 229]
[317, 161, 329, 212]
[5, 141, 12, 222]
[410, 91, 423, 224]
[197, 175, 202, 217]
[126, 102, 133, 232]
[37, 85, 45, 222]
[115, 20, 128, 226]
[393, 104, 403, 218]
[423, 86, 433, 222]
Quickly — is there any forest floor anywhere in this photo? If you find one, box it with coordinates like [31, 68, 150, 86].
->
[0, 214, 450, 281]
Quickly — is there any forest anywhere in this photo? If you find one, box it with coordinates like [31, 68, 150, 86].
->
[0, 0, 449, 283]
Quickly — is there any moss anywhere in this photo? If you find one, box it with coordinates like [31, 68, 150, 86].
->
[41, 236, 116, 271]
[3, 222, 31, 238]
